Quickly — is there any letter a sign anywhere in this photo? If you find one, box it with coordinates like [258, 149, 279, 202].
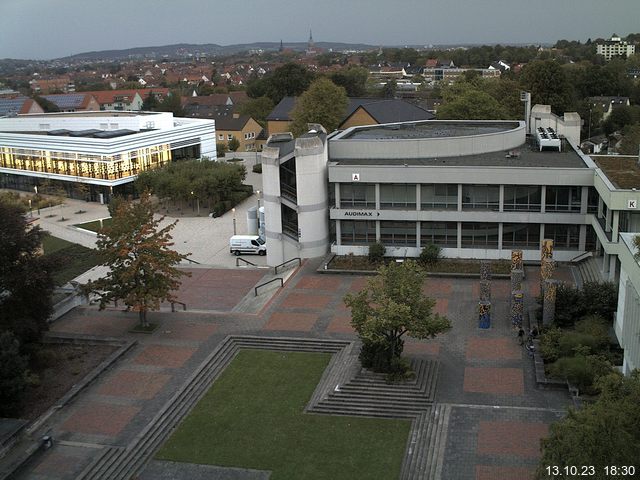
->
[352, 173, 360, 181]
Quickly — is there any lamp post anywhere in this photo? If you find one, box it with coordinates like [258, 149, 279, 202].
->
[191, 191, 200, 215]
[256, 189, 261, 209]
[232, 207, 237, 235]
[28, 199, 32, 217]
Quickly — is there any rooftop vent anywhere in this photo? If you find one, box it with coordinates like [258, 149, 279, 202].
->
[535, 127, 561, 152]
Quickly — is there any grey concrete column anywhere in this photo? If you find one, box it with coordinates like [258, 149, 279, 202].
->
[376, 220, 380, 241]
[605, 207, 612, 232]
[457, 221, 462, 249]
[336, 219, 342, 246]
[416, 184, 421, 211]
[609, 254, 617, 282]
[457, 184, 463, 212]
[498, 223, 504, 251]
[539, 224, 545, 249]
[416, 221, 421, 249]
[540, 185, 546, 213]
[375, 183, 380, 210]
[612, 210, 620, 242]
[499, 185, 505, 213]
[578, 225, 587, 251]
[597, 197, 603, 218]
[580, 186, 589, 214]
[335, 183, 341, 208]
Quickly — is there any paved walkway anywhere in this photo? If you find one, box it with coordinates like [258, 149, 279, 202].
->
[12, 259, 573, 480]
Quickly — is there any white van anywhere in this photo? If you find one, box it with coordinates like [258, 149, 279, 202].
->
[229, 235, 266, 256]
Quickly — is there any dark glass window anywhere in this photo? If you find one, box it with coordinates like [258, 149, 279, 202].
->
[461, 223, 499, 248]
[340, 183, 376, 209]
[340, 220, 376, 245]
[281, 204, 298, 239]
[421, 184, 458, 210]
[502, 223, 540, 248]
[462, 185, 500, 210]
[380, 184, 416, 210]
[379, 221, 416, 246]
[503, 186, 541, 212]
[544, 224, 580, 249]
[545, 186, 581, 212]
[420, 222, 458, 247]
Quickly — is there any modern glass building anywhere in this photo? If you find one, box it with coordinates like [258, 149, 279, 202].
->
[0, 111, 216, 201]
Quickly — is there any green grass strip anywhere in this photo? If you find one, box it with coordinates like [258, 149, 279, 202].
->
[157, 349, 411, 480]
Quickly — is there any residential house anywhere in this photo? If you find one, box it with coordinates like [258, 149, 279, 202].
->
[41, 93, 100, 112]
[265, 97, 434, 136]
[0, 96, 44, 116]
[589, 96, 631, 121]
[183, 103, 262, 152]
[29, 76, 75, 94]
[81, 90, 144, 111]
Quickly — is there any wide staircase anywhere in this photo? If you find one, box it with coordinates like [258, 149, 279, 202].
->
[576, 256, 603, 285]
[76, 336, 448, 480]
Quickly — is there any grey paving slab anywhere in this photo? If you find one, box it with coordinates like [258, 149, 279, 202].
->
[139, 460, 271, 480]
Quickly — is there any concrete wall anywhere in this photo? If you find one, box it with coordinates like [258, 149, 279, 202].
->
[529, 105, 581, 147]
[295, 135, 329, 259]
[261, 145, 285, 266]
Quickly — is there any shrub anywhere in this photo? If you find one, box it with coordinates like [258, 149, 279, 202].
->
[252, 163, 262, 174]
[580, 282, 618, 322]
[557, 331, 608, 358]
[539, 327, 563, 362]
[368, 242, 386, 264]
[359, 337, 405, 374]
[419, 243, 441, 266]
[549, 354, 613, 394]
[0, 331, 29, 417]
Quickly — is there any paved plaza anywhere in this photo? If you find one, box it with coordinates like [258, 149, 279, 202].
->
[3, 183, 574, 480]
[10, 255, 573, 480]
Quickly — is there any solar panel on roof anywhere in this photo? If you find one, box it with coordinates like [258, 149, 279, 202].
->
[43, 94, 85, 109]
[68, 129, 102, 137]
[0, 98, 27, 116]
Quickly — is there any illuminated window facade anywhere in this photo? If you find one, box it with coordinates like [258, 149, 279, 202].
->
[0, 144, 174, 181]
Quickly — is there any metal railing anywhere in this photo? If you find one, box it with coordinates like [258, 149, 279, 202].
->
[236, 257, 257, 267]
[171, 301, 187, 312]
[274, 257, 301, 274]
[254, 278, 283, 296]
[569, 251, 593, 263]
[183, 257, 201, 265]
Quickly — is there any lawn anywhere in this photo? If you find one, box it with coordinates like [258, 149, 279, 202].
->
[157, 349, 411, 480]
[74, 218, 112, 232]
[42, 235, 102, 286]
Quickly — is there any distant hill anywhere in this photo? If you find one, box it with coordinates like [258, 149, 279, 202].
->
[59, 42, 379, 61]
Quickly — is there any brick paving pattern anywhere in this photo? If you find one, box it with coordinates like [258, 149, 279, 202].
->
[98, 370, 171, 399]
[466, 337, 522, 360]
[15, 262, 577, 480]
[61, 402, 140, 437]
[464, 367, 525, 395]
[476, 465, 535, 480]
[133, 345, 197, 369]
[477, 421, 549, 458]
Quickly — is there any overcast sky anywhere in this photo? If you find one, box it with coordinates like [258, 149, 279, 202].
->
[1, 0, 639, 60]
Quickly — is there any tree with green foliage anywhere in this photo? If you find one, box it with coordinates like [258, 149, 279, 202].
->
[344, 261, 451, 374]
[135, 159, 249, 215]
[330, 66, 369, 97]
[290, 78, 348, 136]
[0, 331, 30, 417]
[84, 193, 190, 327]
[519, 60, 574, 114]
[238, 96, 274, 128]
[227, 137, 240, 152]
[0, 201, 54, 345]
[437, 78, 506, 120]
[536, 371, 640, 479]
[32, 95, 59, 113]
[157, 90, 184, 116]
[246, 63, 315, 104]
[381, 79, 397, 98]
[141, 91, 159, 111]
[216, 142, 228, 158]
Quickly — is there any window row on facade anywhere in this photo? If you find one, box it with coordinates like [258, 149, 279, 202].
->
[336, 183, 599, 214]
[338, 220, 597, 250]
[0, 145, 173, 180]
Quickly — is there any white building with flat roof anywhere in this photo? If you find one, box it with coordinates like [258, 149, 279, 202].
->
[0, 111, 216, 201]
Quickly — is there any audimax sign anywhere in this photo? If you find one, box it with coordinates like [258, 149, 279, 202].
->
[343, 210, 380, 217]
